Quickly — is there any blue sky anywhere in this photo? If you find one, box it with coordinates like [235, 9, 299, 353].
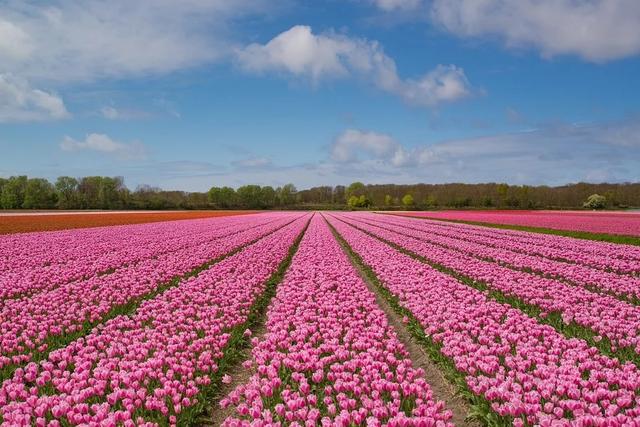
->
[1, 0, 639, 191]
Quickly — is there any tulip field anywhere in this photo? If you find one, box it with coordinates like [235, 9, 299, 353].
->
[2, 211, 640, 425]
[398, 210, 640, 238]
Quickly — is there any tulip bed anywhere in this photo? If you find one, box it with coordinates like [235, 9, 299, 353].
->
[396, 210, 640, 238]
[337, 213, 640, 363]
[0, 214, 280, 300]
[220, 215, 453, 426]
[0, 213, 302, 381]
[326, 214, 640, 426]
[0, 214, 309, 426]
[375, 213, 640, 275]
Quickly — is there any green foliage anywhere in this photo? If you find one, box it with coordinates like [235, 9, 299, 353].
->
[422, 195, 438, 209]
[347, 194, 371, 208]
[23, 178, 57, 209]
[401, 193, 414, 207]
[451, 197, 472, 208]
[55, 176, 80, 209]
[0, 175, 27, 209]
[345, 182, 367, 201]
[278, 183, 297, 206]
[1, 175, 640, 211]
[236, 185, 263, 209]
[208, 186, 237, 208]
[583, 193, 607, 209]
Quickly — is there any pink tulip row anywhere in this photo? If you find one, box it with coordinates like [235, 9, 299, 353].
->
[0, 214, 265, 272]
[385, 213, 640, 273]
[0, 214, 310, 426]
[359, 214, 640, 302]
[338, 214, 640, 356]
[327, 214, 640, 426]
[394, 212, 640, 265]
[220, 215, 453, 427]
[0, 214, 280, 300]
[398, 210, 640, 237]
[0, 213, 303, 372]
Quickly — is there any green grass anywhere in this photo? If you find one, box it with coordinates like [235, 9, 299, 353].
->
[379, 212, 640, 246]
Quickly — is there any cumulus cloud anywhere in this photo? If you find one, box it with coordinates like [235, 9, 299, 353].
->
[231, 156, 273, 168]
[328, 118, 640, 184]
[100, 106, 123, 120]
[60, 133, 146, 159]
[0, 0, 268, 83]
[331, 129, 438, 167]
[0, 73, 69, 122]
[331, 129, 398, 162]
[373, 0, 422, 11]
[237, 25, 473, 106]
[430, 0, 640, 62]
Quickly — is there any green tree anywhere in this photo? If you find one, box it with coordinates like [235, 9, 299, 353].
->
[208, 186, 235, 208]
[384, 194, 393, 206]
[358, 195, 371, 208]
[23, 178, 57, 209]
[423, 195, 438, 208]
[237, 185, 263, 209]
[583, 194, 607, 210]
[260, 186, 277, 208]
[55, 176, 80, 209]
[0, 178, 6, 201]
[401, 193, 414, 207]
[0, 176, 28, 209]
[210, 186, 238, 208]
[345, 182, 367, 201]
[277, 183, 297, 206]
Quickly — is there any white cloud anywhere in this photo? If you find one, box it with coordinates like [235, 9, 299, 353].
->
[331, 129, 399, 162]
[0, 0, 268, 83]
[60, 133, 146, 159]
[430, 0, 640, 62]
[327, 118, 640, 184]
[237, 25, 473, 106]
[101, 106, 120, 120]
[231, 156, 273, 168]
[100, 106, 151, 120]
[331, 128, 438, 167]
[373, 0, 422, 11]
[0, 73, 69, 122]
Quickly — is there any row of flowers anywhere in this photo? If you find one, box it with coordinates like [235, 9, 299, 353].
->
[220, 215, 453, 426]
[0, 214, 278, 300]
[384, 213, 640, 274]
[0, 214, 309, 426]
[328, 214, 640, 426]
[366, 214, 640, 297]
[398, 210, 640, 239]
[341, 214, 640, 357]
[0, 213, 301, 373]
[1, 214, 261, 272]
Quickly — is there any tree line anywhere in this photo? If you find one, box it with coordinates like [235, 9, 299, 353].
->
[0, 175, 638, 210]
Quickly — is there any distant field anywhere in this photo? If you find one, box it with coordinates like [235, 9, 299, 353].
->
[392, 209, 640, 238]
[0, 210, 254, 234]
